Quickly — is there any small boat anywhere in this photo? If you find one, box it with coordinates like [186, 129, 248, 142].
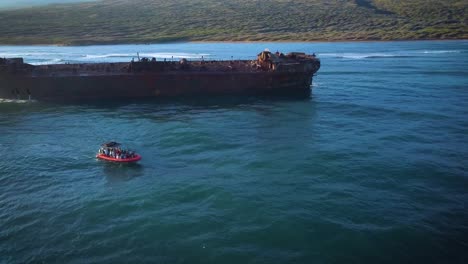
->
[96, 141, 141, 163]
[96, 154, 141, 163]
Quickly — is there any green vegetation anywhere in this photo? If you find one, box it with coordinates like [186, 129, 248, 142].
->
[0, 0, 466, 45]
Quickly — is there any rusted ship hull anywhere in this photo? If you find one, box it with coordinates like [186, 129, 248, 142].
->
[0, 71, 314, 101]
[0, 51, 320, 101]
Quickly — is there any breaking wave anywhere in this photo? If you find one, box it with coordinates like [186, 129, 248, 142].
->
[0, 52, 57, 57]
[84, 53, 133, 59]
[0, 98, 37, 104]
[319, 49, 462, 59]
[319, 53, 415, 59]
[418, 50, 462, 54]
[84, 52, 210, 60]
[141, 53, 210, 59]
[30, 58, 63, 65]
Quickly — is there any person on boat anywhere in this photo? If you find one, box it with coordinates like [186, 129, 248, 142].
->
[98, 142, 140, 162]
[98, 143, 133, 160]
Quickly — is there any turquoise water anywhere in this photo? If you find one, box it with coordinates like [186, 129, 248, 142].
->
[0, 41, 467, 263]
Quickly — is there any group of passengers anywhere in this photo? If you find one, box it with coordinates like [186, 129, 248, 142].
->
[98, 147, 136, 159]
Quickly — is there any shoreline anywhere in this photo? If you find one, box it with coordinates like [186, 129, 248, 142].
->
[190, 39, 468, 44]
[0, 38, 466, 47]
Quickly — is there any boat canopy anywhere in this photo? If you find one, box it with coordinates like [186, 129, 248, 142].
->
[101, 141, 121, 148]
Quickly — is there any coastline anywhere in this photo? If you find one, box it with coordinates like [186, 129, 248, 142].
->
[0, 38, 466, 47]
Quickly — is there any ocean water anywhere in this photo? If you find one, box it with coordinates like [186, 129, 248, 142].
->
[0, 41, 467, 263]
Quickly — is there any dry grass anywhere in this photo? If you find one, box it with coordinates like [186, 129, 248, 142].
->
[0, 0, 466, 45]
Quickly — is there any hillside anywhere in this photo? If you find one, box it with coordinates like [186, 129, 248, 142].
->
[0, 0, 466, 45]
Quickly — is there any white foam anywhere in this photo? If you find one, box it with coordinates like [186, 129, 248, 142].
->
[319, 53, 399, 59]
[84, 53, 133, 59]
[31, 58, 62, 65]
[0, 98, 37, 103]
[140, 53, 211, 59]
[0, 52, 62, 57]
[81, 52, 210, 60]
[420, 50, 461, 54]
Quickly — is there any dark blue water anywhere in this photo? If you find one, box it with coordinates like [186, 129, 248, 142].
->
[1, 41, 467, 263]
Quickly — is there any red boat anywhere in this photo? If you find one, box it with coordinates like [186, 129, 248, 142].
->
[96, 153, 141, 163]
[96, 141, 141, 163]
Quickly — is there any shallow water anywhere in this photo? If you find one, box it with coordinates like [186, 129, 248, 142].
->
[1, 41, 467, 263]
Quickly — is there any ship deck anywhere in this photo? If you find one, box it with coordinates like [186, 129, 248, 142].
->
[31, 60, 267, 76]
